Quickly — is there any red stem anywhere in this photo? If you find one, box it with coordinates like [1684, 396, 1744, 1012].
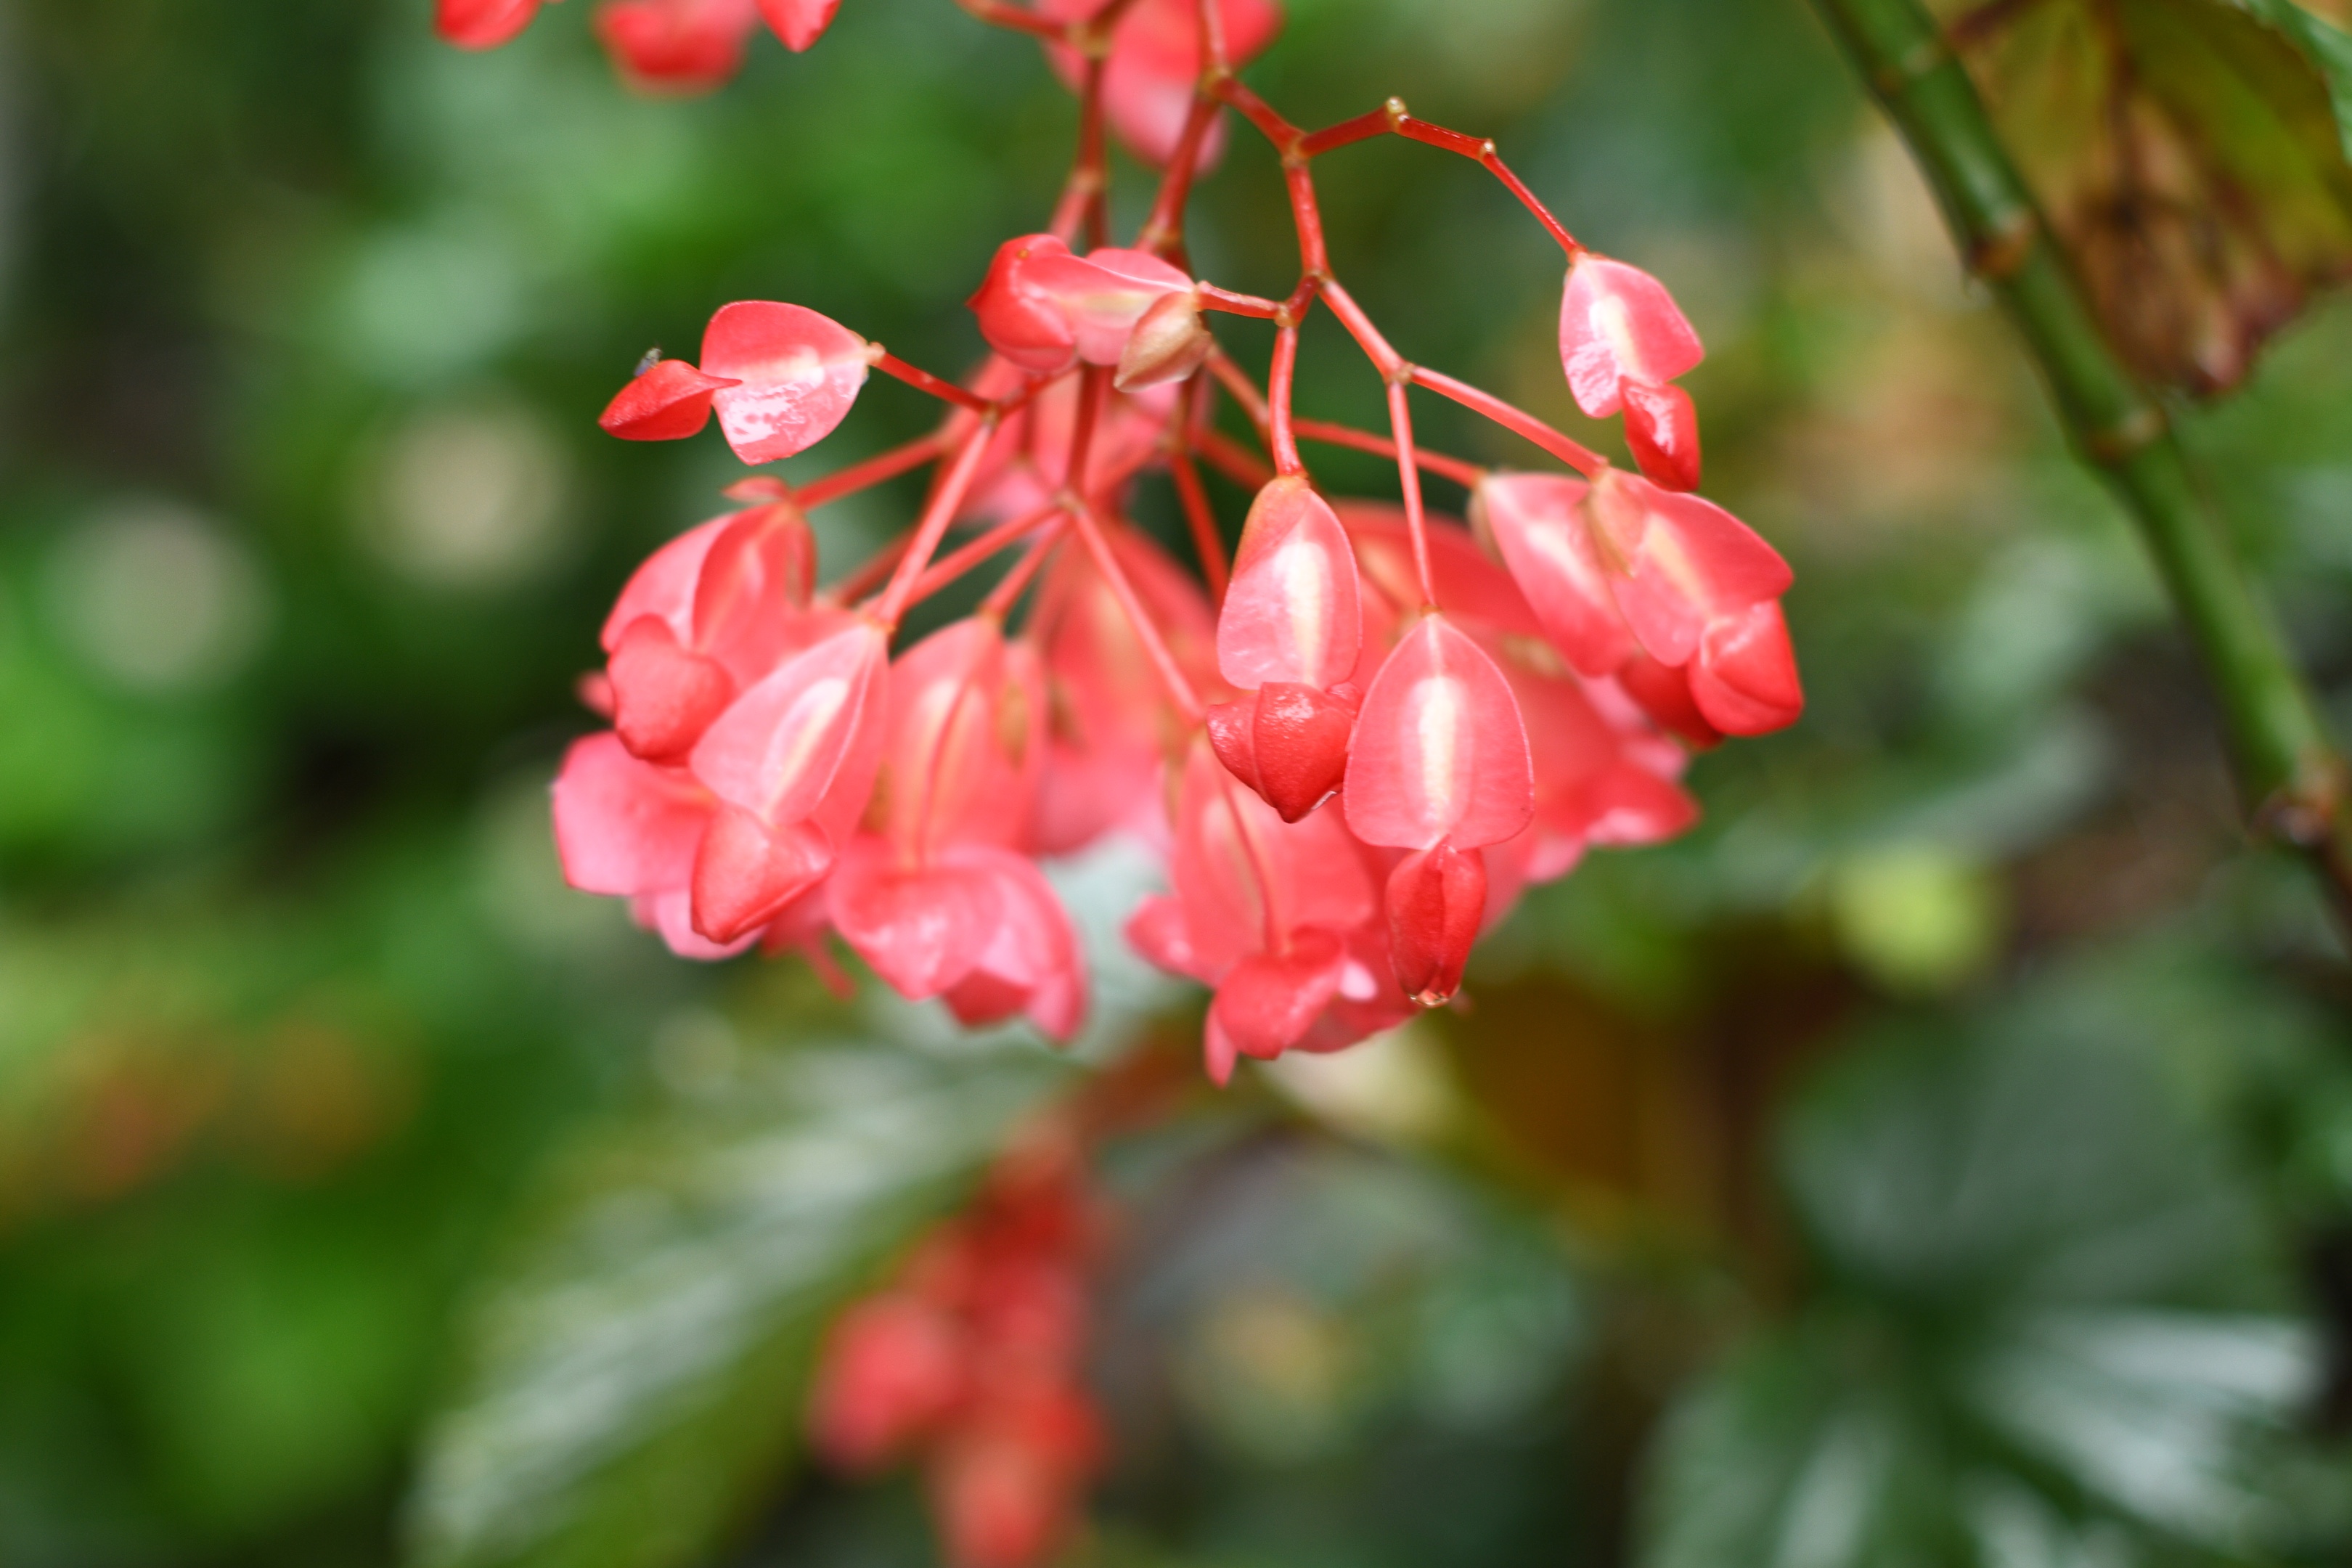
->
[1386, 380, 1437, 608]
[1066, 497, 1204, 723]
[872, 420, 999, 626]
[952, 0, 1068, 41]
[1196, 283, 1283, 319]
[1207, 350, 1272, 433]
[873, 351, 992, 412]
[1051, 54, 1111, 248]
[794, 430, 952, 510]
[905, 501, 1064, 607]
[1139, 94, 1223, 258]
[979, 523, 1067, 616]
[1171, 375, 1230, 601]
[1408, 365, 1606, 476]
[1198, 429, 1273, 488]
[1292, 418, 1485, 488]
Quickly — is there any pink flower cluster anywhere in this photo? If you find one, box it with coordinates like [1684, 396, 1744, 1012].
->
[808, 1134, 1105, 1568]
[483, 0, 1803, 1082]
[436, 0, 1277, 156]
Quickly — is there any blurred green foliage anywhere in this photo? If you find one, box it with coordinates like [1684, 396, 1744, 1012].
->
[3, 0, 2351, 1566]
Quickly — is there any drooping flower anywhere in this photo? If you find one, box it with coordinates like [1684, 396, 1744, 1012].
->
[597, 500, 821, 761]
[1206, 476, 1365, 823]
[1560, 254, 1707, 491]
[686, 618, 892, 942]
[595, 0, 761, 92]
[437, 0, 546, 49]
[1130, 741, 1406, 1082]
[1342, 614, 1534, 1005]
[1037, 0, 1285, 167]
[968, 237, 1193, 377]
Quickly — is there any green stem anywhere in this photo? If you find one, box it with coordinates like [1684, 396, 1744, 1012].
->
[1808, 0, 2352, 927]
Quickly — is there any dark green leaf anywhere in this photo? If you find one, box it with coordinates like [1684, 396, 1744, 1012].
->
[1640, 1016, 2315, 1568]
[405, 1036, 1077, 1568]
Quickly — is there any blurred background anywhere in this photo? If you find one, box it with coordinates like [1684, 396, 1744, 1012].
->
[4, 0, 2351, 1564]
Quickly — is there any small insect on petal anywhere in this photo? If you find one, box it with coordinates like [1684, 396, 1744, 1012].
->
[1689, 600, 1803, 736]
[1343, 615, 1533, 852]
[701, 301, 873, 465]
[600, 359, 744, 441]
[758, 0, 841, 51]
[438, 0, 544, 49]
[1217, 476, 1363, 693]
[1559, 255, 1704, 419]
[1471, 472, 1635, 679]
[595, 0, 761, 94]
[1622, 380, 1702, 492]
[1583, 468, 1792, 669]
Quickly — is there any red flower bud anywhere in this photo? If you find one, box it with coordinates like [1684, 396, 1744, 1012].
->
[1622, 379, 1702, 491]
[600, 359, 742, 442]
[1559, 254, 1703, 418]
[436, 0, 544, 49]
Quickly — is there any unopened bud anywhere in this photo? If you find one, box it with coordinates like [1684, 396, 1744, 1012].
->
[1114, 288, 1213, 392]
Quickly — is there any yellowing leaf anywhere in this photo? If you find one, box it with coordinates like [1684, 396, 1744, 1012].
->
[1940, 0, 2352, 393]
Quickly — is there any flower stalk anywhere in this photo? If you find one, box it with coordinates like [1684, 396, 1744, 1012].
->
[1809, 0, 2352, 926]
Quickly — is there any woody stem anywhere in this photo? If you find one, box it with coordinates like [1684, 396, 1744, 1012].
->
[1812, 0, 2352, 927]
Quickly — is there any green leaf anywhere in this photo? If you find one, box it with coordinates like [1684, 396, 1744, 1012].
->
[405, 1034, 1077, 1568]
[1638, 1016, 2316, 1568]
[1939, 0, 2352, 394]
[2233, 0, 2352, 158]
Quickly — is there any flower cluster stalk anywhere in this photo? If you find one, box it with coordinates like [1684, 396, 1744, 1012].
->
[1809, 0, 2352, 927]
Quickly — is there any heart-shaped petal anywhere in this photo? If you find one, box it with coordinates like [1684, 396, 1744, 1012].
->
[702, 301, 871, 464]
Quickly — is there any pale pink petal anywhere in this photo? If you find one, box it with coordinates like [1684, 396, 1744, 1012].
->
[552, 732, 712, 897]
[1342, 616, 1534, 852]
[702, 301, 871, 464]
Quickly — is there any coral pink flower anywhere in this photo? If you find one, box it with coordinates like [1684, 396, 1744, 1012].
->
[595, 0, 760, 92]
[970, 238, 1193, 376]
[1024, 532, 1220, 855]
[1471, 473, 1636, 679]
[814, 1135, 1106, 1568]
[830, 839, 1087, 1041]
[1038, 0, 1284, 166]
[1206, 477, 1365, 822]
[1559, 254, 1704, 419]
[809, 1294, 971, 1472]
[1580, 468, 1792, 673]
[686, 618, 891, 941]
[1622, 379, 1701, 491]
[437, 0, 545, 49]
[1343, 615, 1533, 1005]
[599, 359, 742, 441]
[960, 369, 1178, 523]
[597, 501, 820, 761]
[700, 301, 873, 464]
[1130, 743, 1405, 1081]
[757, 0, 842, 51]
